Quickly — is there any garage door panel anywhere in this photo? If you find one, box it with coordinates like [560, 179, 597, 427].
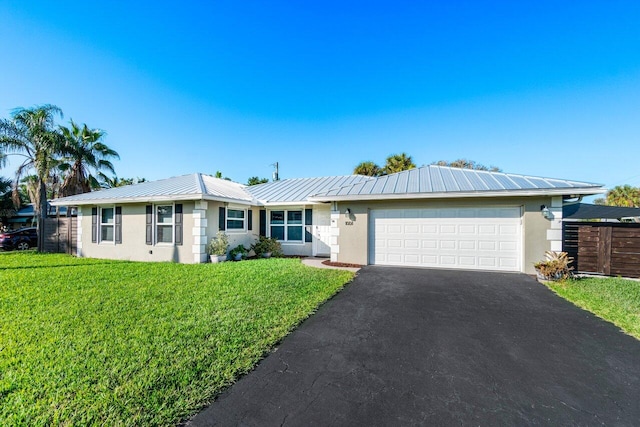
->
[440, 240, 456, 250]
[370, 207, 522, 272]
[459, 225, 476, 234]
[422, 224, 437, 233]
[440, 225, 456, 233]
[405, 224, 419, 233]
[479, 225, 497, 235]
[459, 240, 476, 250]
[422, 240, 437, 249]
[405, 239, 419, 249]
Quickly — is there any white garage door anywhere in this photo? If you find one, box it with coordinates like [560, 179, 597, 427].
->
[370, 207, 522, 272]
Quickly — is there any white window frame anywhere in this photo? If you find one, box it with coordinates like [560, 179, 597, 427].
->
[225, 207, 247, 233]
[267, 208, 304, 243]
[98, 205, 116, 244]
[154, 203, 175, 245]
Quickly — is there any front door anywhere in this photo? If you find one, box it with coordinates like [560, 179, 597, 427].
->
[312, 206, 331, 256]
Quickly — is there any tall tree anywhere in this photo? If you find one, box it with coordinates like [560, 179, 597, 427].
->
[353, 161, 382, 177]
[100, 176, 146, 189]
[433, 159, 501, 172]
[0, 176, 14, 221]
[601, 185, 640, 207]
[0, 104, 64, 250]
[58, 120, 119, 196]
[214, 171, 232, 181]
[247, 176, 269, 186]
[383, 153, 416, 174]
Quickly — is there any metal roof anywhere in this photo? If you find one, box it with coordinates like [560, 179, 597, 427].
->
[309, 165, 604, 201]
[563, 203, 640, 219]
[50, 167, 605, 207]
[50, 173, 253, 205]
[246, 175, 372, 204]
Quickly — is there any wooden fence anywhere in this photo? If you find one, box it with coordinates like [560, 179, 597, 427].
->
[563, 222, 640, 278]
[44, 216, 77, 255]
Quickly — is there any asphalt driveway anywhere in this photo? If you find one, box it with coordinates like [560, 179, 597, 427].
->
[188, 267, 640, 426]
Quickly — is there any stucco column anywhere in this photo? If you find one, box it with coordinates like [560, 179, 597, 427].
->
[546, 196, 564, 252]
[76, 208, 83, 257]
[330, 209, 340, 262]
[192, 201, 208, 263]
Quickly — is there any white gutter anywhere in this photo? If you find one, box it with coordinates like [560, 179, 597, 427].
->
[308, 187, 606, 202]
[49, 194, 255, 206]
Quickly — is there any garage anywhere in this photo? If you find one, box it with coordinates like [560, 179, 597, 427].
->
[369, 207, 522, 272]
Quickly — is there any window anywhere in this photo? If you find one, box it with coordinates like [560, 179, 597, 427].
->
[226, 208, 246, 231]
[156, 205, 174, 244]
[100, 207, 114, 242]
[269, 209, 303, 242]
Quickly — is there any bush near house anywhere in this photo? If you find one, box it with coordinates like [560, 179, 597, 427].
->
[544, 276, 640, 339]
[0, 252, 354, 426]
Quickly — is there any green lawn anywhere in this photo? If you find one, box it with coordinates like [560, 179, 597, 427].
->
[545, 276, 640, 339]
[0, 252, 354, 426]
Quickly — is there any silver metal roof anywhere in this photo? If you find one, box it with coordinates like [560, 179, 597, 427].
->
[309, 165, 604, 201]
[246, 175, 372, 204]
[50, 173, 253, 205]
[50, 167, 604, 206]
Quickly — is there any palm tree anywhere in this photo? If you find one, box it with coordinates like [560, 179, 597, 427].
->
[247, 176, 269, 186]
[99, 176, 145, 188]
[605, 185, 640, 207]
[383, 153, 416, 175]
[58, 120, 119, 197]
[0, 104, 64, 250]
[353, 161, 382, 177]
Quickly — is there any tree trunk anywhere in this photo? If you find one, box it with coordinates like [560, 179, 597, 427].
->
[37, 179, 47, 252]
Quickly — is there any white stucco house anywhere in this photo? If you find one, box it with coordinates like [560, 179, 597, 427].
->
[50, 165, 604, 274]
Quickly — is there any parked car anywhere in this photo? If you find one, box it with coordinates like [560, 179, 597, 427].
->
[0, 227, 38, 251]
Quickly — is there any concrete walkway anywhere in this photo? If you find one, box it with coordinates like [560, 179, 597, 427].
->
[301, 256, 360, 272]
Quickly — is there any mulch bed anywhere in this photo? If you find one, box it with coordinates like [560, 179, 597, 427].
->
[322, 260, 363, 268]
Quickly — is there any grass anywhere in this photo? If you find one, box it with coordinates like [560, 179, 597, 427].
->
[0, 252, 354, 426]
[544, 276, 640, 339]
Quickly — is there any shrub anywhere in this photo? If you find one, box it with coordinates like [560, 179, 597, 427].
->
[207, 231, 229, 256]
[534, 251, 574, 280]
[229, 244, 249, 260]
[251, 236, 283, 257]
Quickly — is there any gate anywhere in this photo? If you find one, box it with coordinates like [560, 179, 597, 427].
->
[44, 216, 77, 255]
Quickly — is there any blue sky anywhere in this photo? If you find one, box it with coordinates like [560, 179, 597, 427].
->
[1, 1, 639, 191]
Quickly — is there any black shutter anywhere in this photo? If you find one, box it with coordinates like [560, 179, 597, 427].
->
[115, 206, 122, 244]
[219, 207, 226, 231]
[175, 204, 183, 245]
[91, 207, 98, 243]
[247, 209, 253, 231]
[259, 210, 266, 237]
[145, 205, 153, 245]
[305, 208, 313, 242]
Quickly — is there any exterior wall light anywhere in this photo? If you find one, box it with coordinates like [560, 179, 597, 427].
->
[540, 205, 551, 219]
[345, 208, 351, 215]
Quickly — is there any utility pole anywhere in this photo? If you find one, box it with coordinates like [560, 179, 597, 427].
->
[272, 162, 279, 181]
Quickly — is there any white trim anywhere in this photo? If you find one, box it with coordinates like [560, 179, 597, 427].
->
[154, 203, 175, 245]
[98, 205, 116, 244]
[50, 194, 255, 206]
[309, 188, 606, 202]
[225, 207, 248, 233]
[267, 208, 305, 244]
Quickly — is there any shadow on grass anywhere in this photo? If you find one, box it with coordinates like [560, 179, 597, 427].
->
[0, 261, 128, 271]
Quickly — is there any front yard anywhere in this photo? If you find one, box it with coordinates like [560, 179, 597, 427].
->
[544, 276, 640, 339]
[0, 253, 354, 426]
